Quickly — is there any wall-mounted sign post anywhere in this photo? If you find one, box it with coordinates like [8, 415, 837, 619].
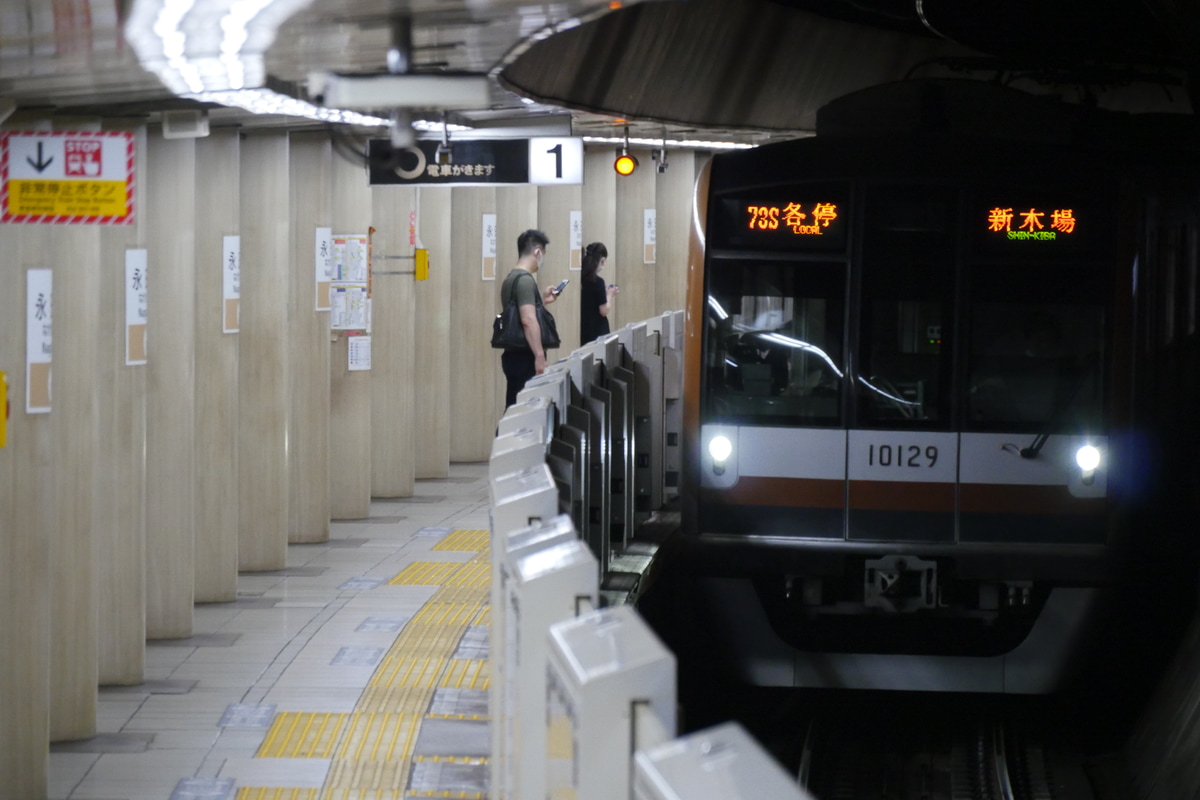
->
[569, 210, 583, 271]
[315, 226, 332, 311]
[482, 214, 497, 280]
[222, 235, 240, 333]
[1, 131, 135, 224]
[125, 249, 148, 364]
[26, 268, 51, 413]
[347, 336, 371, 371]
[643, 209, 657, 264]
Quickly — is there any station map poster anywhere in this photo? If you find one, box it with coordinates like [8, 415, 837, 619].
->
[331, 234, 370, 331]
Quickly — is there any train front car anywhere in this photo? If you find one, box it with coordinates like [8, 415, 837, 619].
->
[680, 81, 1138, 694]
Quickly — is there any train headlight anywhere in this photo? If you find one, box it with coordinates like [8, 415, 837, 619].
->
[1076, 444, 1101, 485]
[709, 435, 733, 475]
[709, 435, 732, 463]
[1075, 445, 1101, 472]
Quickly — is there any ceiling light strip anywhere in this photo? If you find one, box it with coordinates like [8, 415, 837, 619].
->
[582, 136, 754, 151]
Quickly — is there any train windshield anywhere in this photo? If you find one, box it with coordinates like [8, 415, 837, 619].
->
[967, 300, 1106, 432]
[703, 259, 846, 425]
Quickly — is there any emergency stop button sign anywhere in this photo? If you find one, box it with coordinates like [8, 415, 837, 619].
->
[0, 131, 135, 224]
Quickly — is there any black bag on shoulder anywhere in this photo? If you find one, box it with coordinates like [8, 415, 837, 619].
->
[491, 273, 561, 350]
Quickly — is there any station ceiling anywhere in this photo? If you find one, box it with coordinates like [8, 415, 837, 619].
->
[0, 0, 1195, 145]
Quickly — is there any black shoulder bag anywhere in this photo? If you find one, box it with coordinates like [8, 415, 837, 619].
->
[491, 272, 561, 350]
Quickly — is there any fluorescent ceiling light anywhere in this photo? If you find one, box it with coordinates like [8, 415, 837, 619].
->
[125, 0, 314, 94]
[412, 119, 473, 133]
[581, 135, 755, 150]
[189, 89, 389, 126]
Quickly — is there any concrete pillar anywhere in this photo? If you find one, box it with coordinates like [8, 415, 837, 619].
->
[238, 131, 290, 569]
[415, 187, 452, 478]
[495, 186, 540, 418]
[194, 128, 241, 598]
[370, 185, 416, 498]
[144, 132, 197, 640]
[654, 148, 696, 316]
[329, 149, 372, 519]
[288, 132, 332, 541]
[614, 148, 657, 327]
[538, 184, 583, 353]
[449, 187, 498, 459]
[0, 142, 53, 790]
[97, 121, 148, 683]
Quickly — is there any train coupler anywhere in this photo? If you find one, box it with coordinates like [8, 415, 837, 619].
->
[864, 555, 938, 612]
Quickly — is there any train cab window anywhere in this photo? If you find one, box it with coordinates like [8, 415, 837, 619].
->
[967, 302, 1105, 431]
[855, 184, 956, 427]
[703, 259, 845, 425]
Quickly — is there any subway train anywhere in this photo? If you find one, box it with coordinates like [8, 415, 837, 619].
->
[671, 79, 1200, 695]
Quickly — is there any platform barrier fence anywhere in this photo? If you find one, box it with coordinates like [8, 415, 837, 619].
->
[487, 310, 815, 800]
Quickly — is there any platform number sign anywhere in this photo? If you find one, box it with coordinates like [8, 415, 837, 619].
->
[529, 138, 583, 185]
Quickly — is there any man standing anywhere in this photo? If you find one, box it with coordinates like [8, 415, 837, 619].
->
[499, 229, 558, 407]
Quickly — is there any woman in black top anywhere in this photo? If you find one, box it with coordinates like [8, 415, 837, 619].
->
[580, 241, 618, 344]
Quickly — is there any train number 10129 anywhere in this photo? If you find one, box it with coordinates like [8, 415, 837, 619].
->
[868, 444, 939, 468]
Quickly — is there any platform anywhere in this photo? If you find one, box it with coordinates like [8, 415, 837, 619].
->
[50, 463, 496, 800]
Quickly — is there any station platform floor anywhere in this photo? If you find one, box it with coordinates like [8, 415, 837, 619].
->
[51, 462, 495, 800]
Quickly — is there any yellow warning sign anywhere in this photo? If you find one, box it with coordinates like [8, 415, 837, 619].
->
[1, 131, 135, 224]
[7, 179, 127, 218]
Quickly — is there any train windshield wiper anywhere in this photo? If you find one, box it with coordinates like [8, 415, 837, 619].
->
[1015, 353, 1099, 459]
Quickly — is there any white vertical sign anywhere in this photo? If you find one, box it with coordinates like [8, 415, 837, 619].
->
[26, 268, 52, 413]
[125, 249, 148, 365]
[569, 209, 583, 271]
[643, 208, 657, 264]
[222, 235, 240, 333]
[315, 226, 332, 311]
[482, 213, 498, 280]
[347, 335, 372, 371]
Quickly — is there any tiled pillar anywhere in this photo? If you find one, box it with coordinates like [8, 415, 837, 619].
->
[449, 186, 497, 461]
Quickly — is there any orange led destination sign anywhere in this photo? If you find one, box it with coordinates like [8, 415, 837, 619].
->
[746, 202, 839, 235]
[987, 206, 1076, 240]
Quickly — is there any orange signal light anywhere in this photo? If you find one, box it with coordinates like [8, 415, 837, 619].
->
[614, 153, 638, 176]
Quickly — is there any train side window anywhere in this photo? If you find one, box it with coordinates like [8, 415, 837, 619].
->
[703, 259, 846, 425]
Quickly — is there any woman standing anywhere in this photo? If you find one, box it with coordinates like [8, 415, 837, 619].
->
[580, 241, 618, 344]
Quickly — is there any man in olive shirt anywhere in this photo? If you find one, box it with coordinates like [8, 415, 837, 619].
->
[499, 229, 559, 407]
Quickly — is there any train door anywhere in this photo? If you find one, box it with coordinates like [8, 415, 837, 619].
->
[848, 184, 958, 542]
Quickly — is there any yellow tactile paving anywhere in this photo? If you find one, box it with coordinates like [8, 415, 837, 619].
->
[371, 656, 450, 689]
[253, 529, 494, 797]
[432, 529, 490, 552]
[389, 562, 462, 586]
[439, 659, 490, 691]
[235, 789, 321, 800]
[257, 712, 349, 758]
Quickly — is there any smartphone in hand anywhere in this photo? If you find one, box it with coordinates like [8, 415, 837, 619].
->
[553, 279, 569, 295]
